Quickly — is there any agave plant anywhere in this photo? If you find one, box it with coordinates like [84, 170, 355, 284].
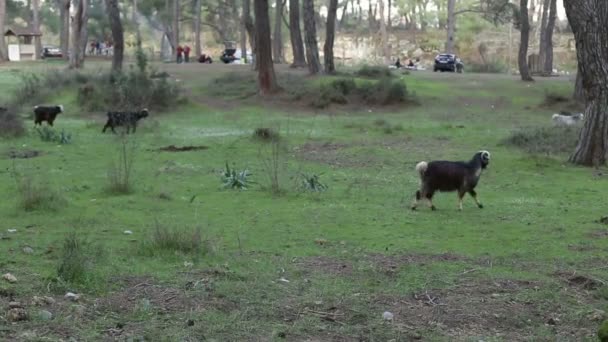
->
[222, 162, 253, 190]
[300, 173, 327, 192]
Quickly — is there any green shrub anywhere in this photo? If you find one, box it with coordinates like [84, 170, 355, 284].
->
[222, 163, 253, 190]
[106, 136, 137, 194]
[253, 127, 280, 141]
[35, 126, 72, 144]
[355, 65, 393, 78]
[502, 126, 580, 155]
[12, 168, 66, 212]
[57, 233, 89, 283]
[468, 60, 508, 74]
[361, 78, 408, 105]
[140, 222, 208, 255]
[0, 107, 25, 138]
[299, 173, 328, 192]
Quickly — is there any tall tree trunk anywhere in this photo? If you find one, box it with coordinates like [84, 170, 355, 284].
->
[339, 0, 349, 29]
[0, 0, 7, 61]
[105, 0, 123, 72]
[195, 0, 202, 56]
[518, 0, 534, 81]
[445, 0, 456, 53]
[272, 0, 284, 63]
[254, 0, 279, 94]
[240, 0, 247, 63]
[289, 0, 306, 67]
[244, 0, 256, 66]
[133, 0, 141, 47]
[78, 0, 88, 65]
[387, 0, 391, 29]
[529, 0, 536, 26]
[302, 0, 321, 74]
[378, 0, 389, 64]
[324, 0, 338, 74]
[542, 0, 556, 74]
[538, 0, 548, 65]
[173, 0, 180, 54]
[573, 64, 585, 102]
[56, 0, 70, 61]
[32, 0, 42, 59]
[564, 0, 608, 166]
[69, 0, 86, 69]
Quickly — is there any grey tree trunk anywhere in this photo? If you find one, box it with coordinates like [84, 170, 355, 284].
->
[78, 0, 88, 65]
[244, 0, 256, 68]
[378, 0, 389, 64]
[105, 0, 124, 72]
[538, 0, 548, 65]
[195, 0, 202, 56]
[59, 0, 70, 61]
[445, 0, 456, 53]
[518, 0, 534, 81]
[240, 0, 247, 63]
[302, 0, 321, 74]
[542, 0, 556, 74]
[133, 0, 141, 47]
[564, 0, 608, 166]
[289, 0, 306, 67]
[254, 0, 279, 94]
[173, 0, 180, 54]
[272, 0, 284, 63]
[32, 0, 42, 59]
[69, 0, 87, 69]
[323, 0, 338, 74]
[0, 0, 7, 61]
[573, 65, 584, 102]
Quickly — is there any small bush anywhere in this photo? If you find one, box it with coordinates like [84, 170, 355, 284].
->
[35, 127, 72, 144]
[13, 169, 66, 211]
[0, 107, 25, 138]
[468, 60, 508, 74]
[299, 173, 328, 192]
[542, 91, 570, 107]
[253, 127, 280, 141]
[361, 78, 408, 105]
[503, 126, 580, 155]
[222, 163, 253, 190]
[140, 222, 207, 255]
[57, 233, 89, 283]
[106, 136, 137, 194]
[12, 70, 80, 108]
[355, 65, 393, 78]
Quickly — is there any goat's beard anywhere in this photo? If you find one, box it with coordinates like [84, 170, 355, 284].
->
[481, 162, 489, 169]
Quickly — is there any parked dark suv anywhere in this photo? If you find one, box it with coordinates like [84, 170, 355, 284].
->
[434, 53, 463, 73]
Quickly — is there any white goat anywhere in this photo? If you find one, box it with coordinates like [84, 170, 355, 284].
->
[552, 112, 584, 126]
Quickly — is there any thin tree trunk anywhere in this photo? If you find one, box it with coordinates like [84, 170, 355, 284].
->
[378, 0, 389, 64]
[302, 0, 321, 74]
[78, 0, 88, 65]
[244, 0, 256, 67]
[133, 0, 141, 47]
[254, 0, 279, 94]
[529, 0, 535, 25]
[289, 0, 306, 67]
[272, 0, 284, 63]
[564, 0, 608, 166]
[518, 0, 534, 81]
[445, 0, 455, 53]
[173, 0, 180, 54]
[32, 0, 42, 59]
[58, 0, 70, 61]
[195, 0, 202, 56]
[387, 0, 391, 29]
[0, 0, 7, 61]
[339, 0, 349, 29]
[69, 0, 86, 68]
[542, 0, 556, 74]
[538, 0, 548, 65]
[324, 0, 338, 73]
[105, 0, 124, 72]
[240, 0, 247, 63]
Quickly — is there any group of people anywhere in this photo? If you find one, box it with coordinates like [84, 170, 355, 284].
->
[176, 45, 192, 63]
[88, 40, 113, 56]
[395, 57, 419, 69]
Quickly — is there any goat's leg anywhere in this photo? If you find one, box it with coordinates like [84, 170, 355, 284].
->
[457, 191, 466, 211]
[468, 190, 483, 208]
[426, 191, 436, 210]
[411, 190, 422, 210]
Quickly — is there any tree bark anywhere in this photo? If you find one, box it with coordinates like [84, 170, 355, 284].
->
[78, 0, 88, 65]
[133, 0, 141, 48]
[573, 65, 585, 102]
[69, 0, 87, 69]
[194, 0, 202, 56]
[240, 0, 247, 63]
[302, 0, 321, 74]
[254, 0, 279, 94]
[542, 0, 556, 74]
[272, 0, 284, 63]
[387, 0, 391, 29]
[378, 0, 389, 64]
[564, 0, 608, 166]
[105, 0, 123, 72]
[324, 0, 338, 74]
[244, 0, 256, 67]
[0, 0, 7, 61]
[54, 0, 70, 61]
[173, 0, 180, 55]
[289, 0, 306, 67]
[32, 0, 42, 59]
[538, 0, 548, 65]
[445, 0, 456, 53]
[518, 0, 534, 81]
[339, 0, 349, 29]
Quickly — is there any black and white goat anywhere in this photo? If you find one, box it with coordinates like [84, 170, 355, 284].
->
[411, 151, 491, 211]
[102, 109, 149, 134]
[34, 105, 64, 126]
[552, 112, 584, 126]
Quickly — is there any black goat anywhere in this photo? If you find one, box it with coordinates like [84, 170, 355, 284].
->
[102, 109, 149, 134]
[411, 151, 491, 211]
[34, 105, 64, 126]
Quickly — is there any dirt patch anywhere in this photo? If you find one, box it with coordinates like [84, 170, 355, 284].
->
[6, 149, 41, 159]
[294, 256, 354, 276]
[367, 252, 466, 274]
[155, 145, 209, 152]
[555, 271, 603, 290]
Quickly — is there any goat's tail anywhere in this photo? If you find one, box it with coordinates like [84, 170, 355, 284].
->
[415, 161, 428, 178]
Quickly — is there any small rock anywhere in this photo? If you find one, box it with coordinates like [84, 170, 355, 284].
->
[9, 301, 23, 309]
[183, 261, 193, 268]
[278, 277, 290, 283]
[124, 230, 133, 235]
[22, 246, 34, 255]
[64, 292, 80, 301]
[2, 273, 17, 283]
[7, 229, 17, 233]
[32, 296, 55, 306]
[547, 317, 559, 325]
[7, 308, 28, 321]
[314, 301, 323, 305]
[491, 293, 500, 298]
[38, 309, 53, 321]
[589, 309, 606, 322]
[383, 311, 394, 321]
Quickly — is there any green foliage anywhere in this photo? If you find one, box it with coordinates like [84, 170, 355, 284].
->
[503, 126, 580, 155]
[57, 233, 91, 283]
[12, 167, 66, 212]
[0, 107, 25, 138]
[253, 127, 280, 141]
[222, 163, 253, 190]
[355, 65, 393, 78]
[299, 173, 328, 192]
[135, 47, 149, 74]
[599, 320, 608, 342]
[35, 127, 72, 144]
[140, 222, 207, 256]
[106, 136, 137, 194]
[312, 77, 412, 108]
[468, 60, 509, 74]
[361, 78, 409, 105]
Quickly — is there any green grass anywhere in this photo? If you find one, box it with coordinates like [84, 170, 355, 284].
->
[0, 61, 604, 341]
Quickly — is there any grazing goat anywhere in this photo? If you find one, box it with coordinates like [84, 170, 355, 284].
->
[552, 112, 584, 126]
[34, 105, 64, 126]
[411, 151, 491, 211]
[102, 109, 149, 134]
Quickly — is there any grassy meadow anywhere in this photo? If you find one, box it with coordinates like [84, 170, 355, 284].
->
[0, 60, 606, 341]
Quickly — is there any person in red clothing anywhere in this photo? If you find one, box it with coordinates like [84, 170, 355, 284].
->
[176, 45, 184, 64]
[184, 45, 191, 63]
